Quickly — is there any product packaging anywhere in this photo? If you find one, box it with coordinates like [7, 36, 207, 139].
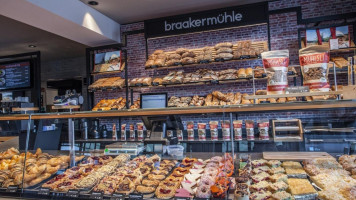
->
[187, 121, 195, 141]
[233, 120, 243, 140]
[167, 130, 173, 138]
[112, 124, 117, 140]
[137, 123, 144, 140]
[177, 129, 183, 141]
[121, 124, 126, 141]
[129, 124, 135, 140]
[261, 50, 290, 94]
[257, 120, 269, 140]
[245, 120, 255, 140]
[299, 46, 330, 92]
[221, 120, 231, 140]
[198, 123, 207, 141]
[209, 121, 219, 141]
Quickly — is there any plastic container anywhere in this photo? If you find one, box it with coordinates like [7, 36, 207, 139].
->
[167, 145, 184, 157]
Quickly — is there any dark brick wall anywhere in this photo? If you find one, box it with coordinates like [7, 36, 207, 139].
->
[93, 0, 356, 131]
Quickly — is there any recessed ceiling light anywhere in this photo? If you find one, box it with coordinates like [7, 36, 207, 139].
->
[28, 45, 36, 48]
[88, 1, 98, 6]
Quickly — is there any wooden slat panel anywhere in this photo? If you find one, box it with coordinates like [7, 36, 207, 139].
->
[263, 152, 332, 161]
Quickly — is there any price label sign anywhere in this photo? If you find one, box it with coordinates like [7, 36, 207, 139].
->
[90, 192, 103, 200]
[285, 86, 309, 94]
[128, 193, 143, 200]
[111, 193, 125, 200]
[38, 187, 50, 196]
[66, 189, 79, 198]
[6, 185, 18, 193]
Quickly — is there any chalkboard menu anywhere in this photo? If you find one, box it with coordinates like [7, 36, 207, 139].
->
[0, 61, 31, 90]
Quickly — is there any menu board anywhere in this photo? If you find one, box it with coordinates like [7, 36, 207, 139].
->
[0, 61, 31, 90]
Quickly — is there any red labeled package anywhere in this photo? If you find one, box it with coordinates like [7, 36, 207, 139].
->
[137, 123, 144, 140]
[233, 120, 243, 140]
[261, 50, 289, 94]
[245, 120, 255, 140]
[221, 120, 231, 141]
[198, 123, 207, 141]
[177, 130, 183, 141]
[209, 121, 219, 141]
[299, 46, 330, 92]
[186, 121, 195, 141]
[129, 124, 135, 140]
[258, 120, 269, 140]
[121, 124, 126, 141]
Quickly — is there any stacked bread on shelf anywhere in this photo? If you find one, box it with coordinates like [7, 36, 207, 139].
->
[144, 41, 267, 68]
[130, 98, 140, 109]
[196, 47, 213, 63]
[331, 57, 348, 68]
[129, 77, 152, 86]
[92, 97, 127, 111]
[0, 148, 84, 188]
[145, 50, 167, 68]
[168, 91, 254, 108]
[89, 77, 125, 90]
[214, 42, 234, 61]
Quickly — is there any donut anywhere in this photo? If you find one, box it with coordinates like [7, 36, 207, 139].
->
[196, 185, 211, 198]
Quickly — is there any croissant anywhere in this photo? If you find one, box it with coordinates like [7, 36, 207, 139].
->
[46, 164, 60, 174]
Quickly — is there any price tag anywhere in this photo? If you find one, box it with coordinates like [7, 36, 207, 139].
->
[128, 193, 143, 200]
[38, 187, 50, 196]
[210, 80, 219, 84]
[151, 65, 158, 69]
[66, 189, 79, 198]
[175, 197, 191, 200]
[214, 58, 224, 62]
[199, 60, 210, 64]
[111, 193, 125, 200]
[6, 185, 18, 193]
[135, 83, 143, 87]
[90, 192, 103, 200]
[285, 86, 309, 94]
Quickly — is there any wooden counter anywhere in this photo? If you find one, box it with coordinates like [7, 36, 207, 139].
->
[0, 100, 354, 121]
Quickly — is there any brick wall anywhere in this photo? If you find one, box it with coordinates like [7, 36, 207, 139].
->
[93, 0, 356, 131]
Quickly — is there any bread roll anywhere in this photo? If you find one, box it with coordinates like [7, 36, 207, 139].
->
[256, 90, 267, 95]
[238, 68, 246, 78]
[181, 57, 195, 65]
[215, 42, 233, 49]
[153, 50, 164, 55]
[233, 93, 241, 104]
[277, 98, 286, 103]
[217, 48, 233, 54]
[204, 94, 213, 106]
[168, 53, 181, 60]
[246, 68, 253, 77]
[154, 59, 165, 67]
[166, 59, 181, 66]
[217, 53, 233, 60]
[267, 98, 277, 103]
[176, 48, 188, 55]
[182, 51, 195, 58]
[233, 50, 242, 59]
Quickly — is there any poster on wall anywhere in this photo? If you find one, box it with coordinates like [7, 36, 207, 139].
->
[305, 25, 351, 49]
[306, 29, 319, 47]
[93, 51, 122, 73]
[335, 26, 350, 48]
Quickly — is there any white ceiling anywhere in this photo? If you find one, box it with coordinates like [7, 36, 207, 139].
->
[0, 0, 268, 62]
[0, 15, 88, 62]
[80, 0, 268, 24]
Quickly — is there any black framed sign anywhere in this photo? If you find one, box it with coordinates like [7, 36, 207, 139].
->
[140, 93, 168, 109]
[144, 2, 268, 38]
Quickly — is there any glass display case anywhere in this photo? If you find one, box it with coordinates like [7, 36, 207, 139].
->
[0, 100, 355, 199]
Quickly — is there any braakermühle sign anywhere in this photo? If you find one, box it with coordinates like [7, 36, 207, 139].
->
[144, 2, 268, 38]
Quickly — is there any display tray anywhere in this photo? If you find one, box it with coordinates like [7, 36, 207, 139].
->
[263, 151, 332, 161]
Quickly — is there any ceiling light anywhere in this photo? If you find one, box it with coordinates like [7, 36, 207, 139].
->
[28, 45, 36, 48]
[88, 1, 98, 6]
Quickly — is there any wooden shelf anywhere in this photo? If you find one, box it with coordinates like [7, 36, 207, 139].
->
[91, 62, 126, 75]
[52, 105, 81, 110]
[0, 100, 355, 121]
[244, 91, 342, 99]
[12, 107, 39, 112]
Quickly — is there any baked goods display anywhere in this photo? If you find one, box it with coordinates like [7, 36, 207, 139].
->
[92, 98, 127, 111]
[145, 41, 267, 68]
[0, 148, 84, 188]
[301, 156, 356, 200]
[145, 50, 167, 68]
[129, 77, 152, 86]
[339, 154, 356, 179]
[331, 57, 348, 68]
[89, 77, 125, 91]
